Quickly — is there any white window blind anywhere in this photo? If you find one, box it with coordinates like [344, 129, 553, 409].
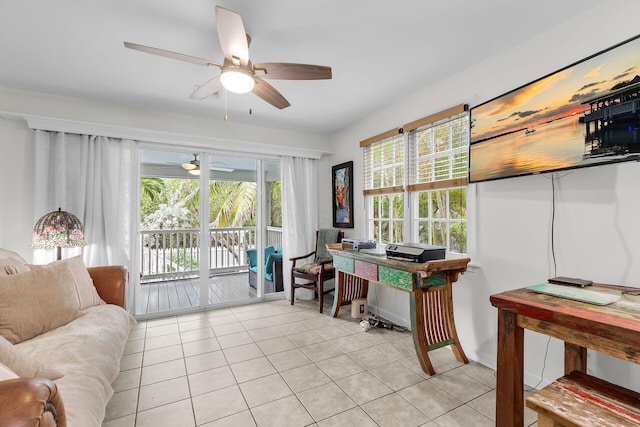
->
[405, 104, 469, 192]
[361, 128, 404, 196]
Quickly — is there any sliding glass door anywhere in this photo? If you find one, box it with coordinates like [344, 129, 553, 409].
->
[138, 149, 202, 316]
[135, 148, 282, 317]
[206, 155, 257, 304]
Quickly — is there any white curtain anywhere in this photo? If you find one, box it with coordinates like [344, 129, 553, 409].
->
[281, 156, 318, 301]
[33, 130, 137, 273]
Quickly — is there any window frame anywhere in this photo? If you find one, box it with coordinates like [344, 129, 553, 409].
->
[362, 104, 474, 256]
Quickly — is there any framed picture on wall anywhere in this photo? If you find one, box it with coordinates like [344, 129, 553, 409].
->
[332, 161, 354, 228]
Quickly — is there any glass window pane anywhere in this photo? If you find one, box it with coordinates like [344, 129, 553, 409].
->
[434, 156, 450, 180]
[393, 221, 404, 243]
[380, 220, 391, 244]
[373, 220, 381, 241]
[373, 170, 382, 188]
[450, 222, 467, 253]
[381, 196, 390, 219]
[452, 152, 468, 178]
[434, 124, 450, 153]
[433, 221, 446, 247]
[418, 222, 429, 244]
[449, 188, 466, 219]
[392, 194, 404, 218]
[431, 191, 446, 218]
[372, 196, 378, 219]
[418, 192, 429, 218]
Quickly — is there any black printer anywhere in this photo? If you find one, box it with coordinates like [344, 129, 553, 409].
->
[385, 243, 446, 263]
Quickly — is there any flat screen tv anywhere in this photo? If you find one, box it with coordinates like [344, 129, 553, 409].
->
[469, 34, 640, 183]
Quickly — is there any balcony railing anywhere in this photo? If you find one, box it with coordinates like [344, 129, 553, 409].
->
[140, 226, 283, 283]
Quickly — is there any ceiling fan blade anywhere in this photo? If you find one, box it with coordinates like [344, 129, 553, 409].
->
[254, 63, 332, 80]
[124, 42, 221, 68]
[215, 6, 249, 65]
[190, 76, 223, 99]
[252, 76, 291, 109]
[211, 166, 234, 173]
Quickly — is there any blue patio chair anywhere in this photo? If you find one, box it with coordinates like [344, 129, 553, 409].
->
[247, 246, 283, 293]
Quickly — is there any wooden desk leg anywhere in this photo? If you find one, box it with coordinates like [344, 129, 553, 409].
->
[496, 309, 524, 427]
[330, 271, 369, 318]
[410, 278, 469, 376]
[330, 271, 346, 318]
[444, 282, 469, 365]
[410, 289, 436, 376]
[564, 342, 587, 374]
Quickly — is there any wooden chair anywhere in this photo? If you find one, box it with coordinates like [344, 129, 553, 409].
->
[290, 229, 343, 313]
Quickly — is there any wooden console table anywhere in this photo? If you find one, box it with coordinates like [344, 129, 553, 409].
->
[327, 245, 470, 375]
[490, 284, 640, 427]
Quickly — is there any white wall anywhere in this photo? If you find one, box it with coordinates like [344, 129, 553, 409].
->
[0, 86, 330, 260]
[321, 0, 640, 390]
[0, 118, 36, 257]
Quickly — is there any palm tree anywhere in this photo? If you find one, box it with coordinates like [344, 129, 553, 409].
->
[210, 181, 257, 227]
[208, 181, 257, 262]
[140, 178, 165, 218]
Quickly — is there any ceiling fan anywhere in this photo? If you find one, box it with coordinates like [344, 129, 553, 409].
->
[124, 5, 332, 109]
[179, 154, 234, 176]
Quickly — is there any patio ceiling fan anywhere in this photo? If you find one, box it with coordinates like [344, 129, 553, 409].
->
[179, 154, 234, 176]
[124, 5, 332, 109]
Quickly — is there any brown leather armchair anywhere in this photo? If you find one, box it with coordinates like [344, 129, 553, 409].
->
[87, 265, 128, 308]
[0, 264, 127, 426]
[0, 378, 66, 427]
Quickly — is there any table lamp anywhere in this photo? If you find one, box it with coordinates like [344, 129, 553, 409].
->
[30, 208, 86, 260]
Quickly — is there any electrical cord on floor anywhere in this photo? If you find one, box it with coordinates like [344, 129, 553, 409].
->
[360, 312, 409, 333]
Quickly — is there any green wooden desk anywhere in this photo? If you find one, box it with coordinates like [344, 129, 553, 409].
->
[327, 246, 471, 375]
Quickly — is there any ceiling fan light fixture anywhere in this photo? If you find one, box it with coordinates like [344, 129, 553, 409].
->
[188, 168, 201, 176]
[220, 66, 255, 94]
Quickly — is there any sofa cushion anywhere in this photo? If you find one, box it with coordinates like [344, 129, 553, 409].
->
[6, 256, 104, 310]
[0, 262, 81, 344]
[17, 304, 135, 427]
[3, 264, 31, 275]
[0, 249, 28, 277]
[0, 361, 18, 381]
[246, 248, 257, 268]
[0, 336, 61, 379]
[48, 256, 104, 310]
[264, 245, 276, 260]
[0, 249, 27, 264]
[265, 252, 282, 275]
[293, 262, 334, 275]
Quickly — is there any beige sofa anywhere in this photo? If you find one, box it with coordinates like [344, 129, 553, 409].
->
[0, 249, 134, 427]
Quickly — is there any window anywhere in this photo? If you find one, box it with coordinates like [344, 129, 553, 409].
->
[362, 104, 471, 253]
[362, 129, 405, 244]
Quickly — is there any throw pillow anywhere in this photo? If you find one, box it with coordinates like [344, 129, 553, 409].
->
[0, 336, 62, 380]
[0, 249, 28, 264]
[3, 264, 31, 275]
[0, 262, 81, 344]
[48, 256, 104, 310]
[7, 256, 104, 310]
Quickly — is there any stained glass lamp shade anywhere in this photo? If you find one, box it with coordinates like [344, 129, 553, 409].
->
[30, 208, 86, 260]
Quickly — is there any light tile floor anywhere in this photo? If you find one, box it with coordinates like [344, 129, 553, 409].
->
[102, 297, 539, 426]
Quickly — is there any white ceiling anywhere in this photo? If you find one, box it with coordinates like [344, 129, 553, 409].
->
[1, 1, 601, 135]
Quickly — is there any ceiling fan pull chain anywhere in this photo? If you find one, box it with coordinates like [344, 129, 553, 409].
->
[224, 89, 228, 121]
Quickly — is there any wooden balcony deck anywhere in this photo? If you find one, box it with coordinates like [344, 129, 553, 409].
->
[138, 272, 264, 315]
